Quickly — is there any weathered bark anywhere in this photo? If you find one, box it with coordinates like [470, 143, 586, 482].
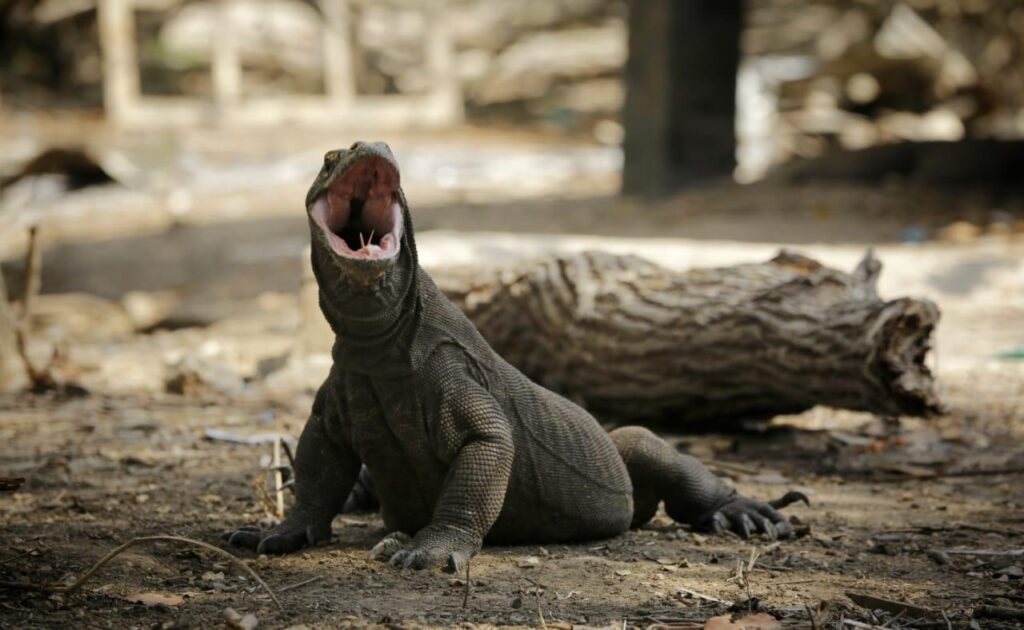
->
[434, 250, 942, 426]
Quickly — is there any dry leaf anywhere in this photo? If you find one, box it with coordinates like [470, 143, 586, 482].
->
[125, 592, 184, 607]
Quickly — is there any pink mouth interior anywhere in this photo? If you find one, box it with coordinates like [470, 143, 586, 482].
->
[311, 156, 402, 259]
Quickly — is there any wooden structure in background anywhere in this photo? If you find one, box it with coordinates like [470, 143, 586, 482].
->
[622, 0, 743, 195]
[0, 272, 16, 388]
[96, 0, 463, 127]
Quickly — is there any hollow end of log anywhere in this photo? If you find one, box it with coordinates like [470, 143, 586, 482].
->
[875, 297, 944, 417]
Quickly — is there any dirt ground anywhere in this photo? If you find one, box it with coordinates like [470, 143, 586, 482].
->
[1, 236, 1022, 629]
[2, 127, 1024, 629]
[0, 366, 1022, 629]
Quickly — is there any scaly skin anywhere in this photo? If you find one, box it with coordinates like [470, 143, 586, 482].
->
[225, 141, 807, 570]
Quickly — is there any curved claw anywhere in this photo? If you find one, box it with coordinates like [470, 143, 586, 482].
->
[388, 546, 440, 570]
[703, 489, 807, 540]
[769, 490, 810, 509]
[736, 514, 755, 539]
[224, 520, 330, 555]
[754, 515, 777, 541]
[371, 532, 412, 562]
[446, 550, 471, 574]
[256, 528, 310, 555]
[709, 512, 730, 534]
[221, 525, 259, 541]
[225, 528, 262, 550]
[384, 540, 471, 572]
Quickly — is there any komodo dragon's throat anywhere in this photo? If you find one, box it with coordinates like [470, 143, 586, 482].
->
[225, 141, 807, 571]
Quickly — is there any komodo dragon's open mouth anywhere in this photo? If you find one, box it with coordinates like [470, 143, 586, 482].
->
[310, 155, 402, 260]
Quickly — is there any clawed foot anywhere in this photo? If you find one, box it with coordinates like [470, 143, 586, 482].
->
[370, 531, 413, 561]
[222, 518, 332, 554]
[703, 490, 809, 540]
[370, 527, 476, 572]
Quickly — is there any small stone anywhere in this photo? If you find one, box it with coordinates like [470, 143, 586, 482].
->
[517, 556, 540, 568]
[223, 607, 258, 630]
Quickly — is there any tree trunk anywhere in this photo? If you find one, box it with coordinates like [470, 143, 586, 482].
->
[622, 0, 742, 195]
[0, 270, 17, 389]
[434, 250, 942, 426]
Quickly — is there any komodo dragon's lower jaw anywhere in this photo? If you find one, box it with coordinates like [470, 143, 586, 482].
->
[327, 249, 398, 287]
[308, 194, 403, 286]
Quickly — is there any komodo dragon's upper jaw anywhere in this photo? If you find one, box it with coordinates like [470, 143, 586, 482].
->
[306, 141, 404, 281]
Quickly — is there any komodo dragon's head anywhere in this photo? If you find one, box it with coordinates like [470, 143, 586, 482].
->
[305, 141, 419, 332]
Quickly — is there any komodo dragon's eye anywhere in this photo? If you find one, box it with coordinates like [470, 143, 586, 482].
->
[323, 150, 341, 169]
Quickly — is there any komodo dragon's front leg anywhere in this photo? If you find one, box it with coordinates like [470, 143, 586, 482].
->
[224, 383, 361, 554]
[379, 374, 514, 571]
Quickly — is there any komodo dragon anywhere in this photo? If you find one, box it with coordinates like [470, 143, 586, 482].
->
[225, 142, 807, 570]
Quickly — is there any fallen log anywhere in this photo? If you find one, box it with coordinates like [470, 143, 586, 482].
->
[433, 249, 942, 426]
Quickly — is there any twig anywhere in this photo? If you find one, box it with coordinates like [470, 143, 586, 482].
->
[0, 580, 50, 591]
[846, 591, 937, 619]
[273, 439, 285, 519]
[535, 581, 546, 629]
[0, 535, 282, 612]
[252, 473, 278, 517]
[879, 609, 905, 628]
[462, 557, 471, 609]
[278, 576, 321, 593]
[0, 601, 33, 614]
[884, 524, 1022, 537]
[805, 604, 819, 630]
[18, 226, 41, 320]
[852, 467, 1024, 482]
[975, 605, 1024, 621]
[246, 574, 320, 595]
[13, 226, 48, 388]
[676, 587, 732, 607]
[726, 546, 761, 610]
[280, 440, 296, 472]
[929, 548, 1023, 557]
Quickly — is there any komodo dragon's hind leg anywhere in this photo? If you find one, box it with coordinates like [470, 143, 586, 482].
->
[610, 426, 808, 540]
